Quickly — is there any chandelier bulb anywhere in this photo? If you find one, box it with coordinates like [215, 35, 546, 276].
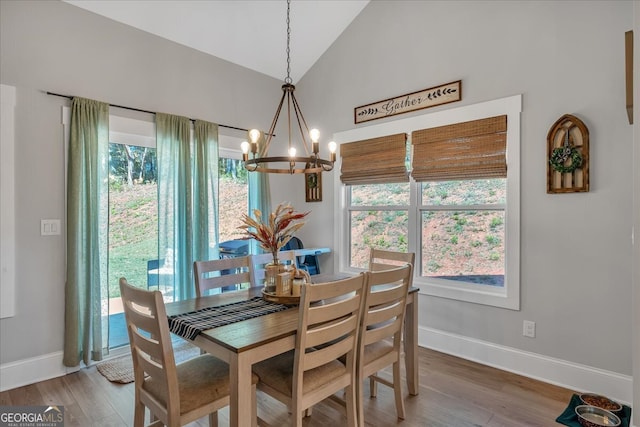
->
[328, 141, 337, 153]
[241, 141, 250, 154]
[249, 129, 261, 143]
[309, 128, 320, 143]
[289, 147, 297, 158]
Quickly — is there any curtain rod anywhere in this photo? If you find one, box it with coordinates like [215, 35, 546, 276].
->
[46, 91, 251, 134]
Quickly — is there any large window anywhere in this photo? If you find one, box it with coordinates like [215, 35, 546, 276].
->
[336, 95, 521, 310]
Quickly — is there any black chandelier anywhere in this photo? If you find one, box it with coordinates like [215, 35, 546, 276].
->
[241, 0, 336, 175]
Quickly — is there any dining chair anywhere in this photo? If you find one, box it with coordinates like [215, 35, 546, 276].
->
[252, 273, 368, 427]
[193, 255, 252, 297]
[119, 278, 258, 427]
[248, 250, 297, 287]
[369, 248, 415, 277]
[357, 264, 413, 422]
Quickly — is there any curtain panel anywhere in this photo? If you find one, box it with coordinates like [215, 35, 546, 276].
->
[411, 115, 507, 182]
[339, 133, 408, 185]
[64, 97, 109, 367]
[157, 114, 220, 301]
[248, 130, 271, 255]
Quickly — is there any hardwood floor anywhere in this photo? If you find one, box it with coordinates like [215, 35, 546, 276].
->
[0, 347, 575, 426]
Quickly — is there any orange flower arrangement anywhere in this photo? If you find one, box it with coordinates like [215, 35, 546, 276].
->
[238, 203, 309, 264]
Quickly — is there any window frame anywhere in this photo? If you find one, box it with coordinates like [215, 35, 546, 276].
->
[334, 95, 521, 310]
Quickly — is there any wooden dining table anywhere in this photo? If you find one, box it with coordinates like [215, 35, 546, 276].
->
[164, 274, 419, 427]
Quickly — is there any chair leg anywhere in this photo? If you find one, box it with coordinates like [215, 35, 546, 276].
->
[133, 402, 145, 427]
[208, 411, 219, 427]
[393, 361, 405, 419]
[357, 380, 364, 427]
[252, 384, 258, 427]
[369, 375, 378, 397]
[344, 384, 358, 427]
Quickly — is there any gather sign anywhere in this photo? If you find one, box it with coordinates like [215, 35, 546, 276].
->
[354, 80, 461, 124]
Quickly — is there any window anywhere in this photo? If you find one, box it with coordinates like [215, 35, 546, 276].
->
[420, 179, 505, 287]
[336, 95, 521, 310]
[218, 147, 248, 243]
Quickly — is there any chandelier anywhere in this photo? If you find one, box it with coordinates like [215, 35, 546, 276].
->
[241, 0, 336, 175]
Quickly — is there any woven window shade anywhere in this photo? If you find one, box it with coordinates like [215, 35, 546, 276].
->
[411, 115, 507, 182]
[340, 133, 408, 185]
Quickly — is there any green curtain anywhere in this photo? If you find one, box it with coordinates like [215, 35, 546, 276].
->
[248, 130, 271, 255]
[193, 120, 220, 262]
[157, 114, 219, 300]
[63, 97, 109, 367]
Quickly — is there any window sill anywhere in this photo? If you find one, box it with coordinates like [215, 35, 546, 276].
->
[416, 277, 520, 310]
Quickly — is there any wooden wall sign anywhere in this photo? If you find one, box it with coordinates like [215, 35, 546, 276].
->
[305, 172, 322, 202]
[547, 114, 589, 194]
[354, 80, 461, 124]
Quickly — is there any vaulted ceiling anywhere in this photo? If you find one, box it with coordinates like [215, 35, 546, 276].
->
[64, 0, 370, 83]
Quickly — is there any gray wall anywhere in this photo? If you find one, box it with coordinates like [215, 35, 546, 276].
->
[294, 0, 634, 376]
[0, 0, 635, 408]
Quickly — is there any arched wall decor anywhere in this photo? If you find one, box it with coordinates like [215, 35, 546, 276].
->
[547, 114, 590, 193]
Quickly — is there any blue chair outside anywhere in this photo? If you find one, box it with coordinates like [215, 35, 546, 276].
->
[282, 236, 320, 275]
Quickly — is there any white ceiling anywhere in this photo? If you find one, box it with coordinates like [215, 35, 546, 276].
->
[64, 0, 369, 83]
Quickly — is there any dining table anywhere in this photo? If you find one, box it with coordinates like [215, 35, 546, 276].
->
[164, 273, 419, 427]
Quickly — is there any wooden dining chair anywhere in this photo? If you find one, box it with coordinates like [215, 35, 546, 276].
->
[119, 278, 258, 427]
[357, 264, 413, 422]
[248, 250, 297, 287]
[252, 273, 368, 427]
[193, 255, 252, 297]
[369, 248, 415, 277]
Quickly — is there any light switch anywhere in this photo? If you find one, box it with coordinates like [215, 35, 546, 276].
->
[41, 219, 61, 236]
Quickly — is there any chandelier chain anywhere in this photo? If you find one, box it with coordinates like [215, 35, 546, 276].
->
[285, 0, 292, 84]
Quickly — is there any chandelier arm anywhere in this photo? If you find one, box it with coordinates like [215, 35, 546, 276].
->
[291, 93, 311, 140]
[290, 93, 312, 157]
[286, 90, 293, 153]
[262, 88, 288, 156]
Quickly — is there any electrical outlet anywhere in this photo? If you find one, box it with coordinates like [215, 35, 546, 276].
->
[523, 320, 536, 338]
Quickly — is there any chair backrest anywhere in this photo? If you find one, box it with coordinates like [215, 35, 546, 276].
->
[360, 264, 413, 353]
[119, 278, 181, 419]
[369, 248, 415, 272]
[249, 250, 297, 287]
[369, 248, 415, 288]
[193, 256, 252, 297]
[293, 273, 367, 406]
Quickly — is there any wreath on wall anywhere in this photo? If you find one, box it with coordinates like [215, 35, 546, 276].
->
[549, 127, 583, 174]
[549, 145, 583, 173]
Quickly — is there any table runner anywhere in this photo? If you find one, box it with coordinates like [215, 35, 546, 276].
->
[168, 296, 289, 340]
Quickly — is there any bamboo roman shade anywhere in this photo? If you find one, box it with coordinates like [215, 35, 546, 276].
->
[340, 133, 408, 185]
[411, 115, 507, 182]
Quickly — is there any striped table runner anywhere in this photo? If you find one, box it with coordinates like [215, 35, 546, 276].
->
[168, 296, 289, 340]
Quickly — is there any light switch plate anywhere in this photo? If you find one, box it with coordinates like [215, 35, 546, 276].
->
[41, 219, 61, 236]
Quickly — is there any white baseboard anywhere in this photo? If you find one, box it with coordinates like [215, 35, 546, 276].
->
[419, 326, 633, 406]
[0, 351, 79, 392]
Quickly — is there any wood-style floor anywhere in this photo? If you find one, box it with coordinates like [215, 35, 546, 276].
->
[0, 347, 575, 426]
